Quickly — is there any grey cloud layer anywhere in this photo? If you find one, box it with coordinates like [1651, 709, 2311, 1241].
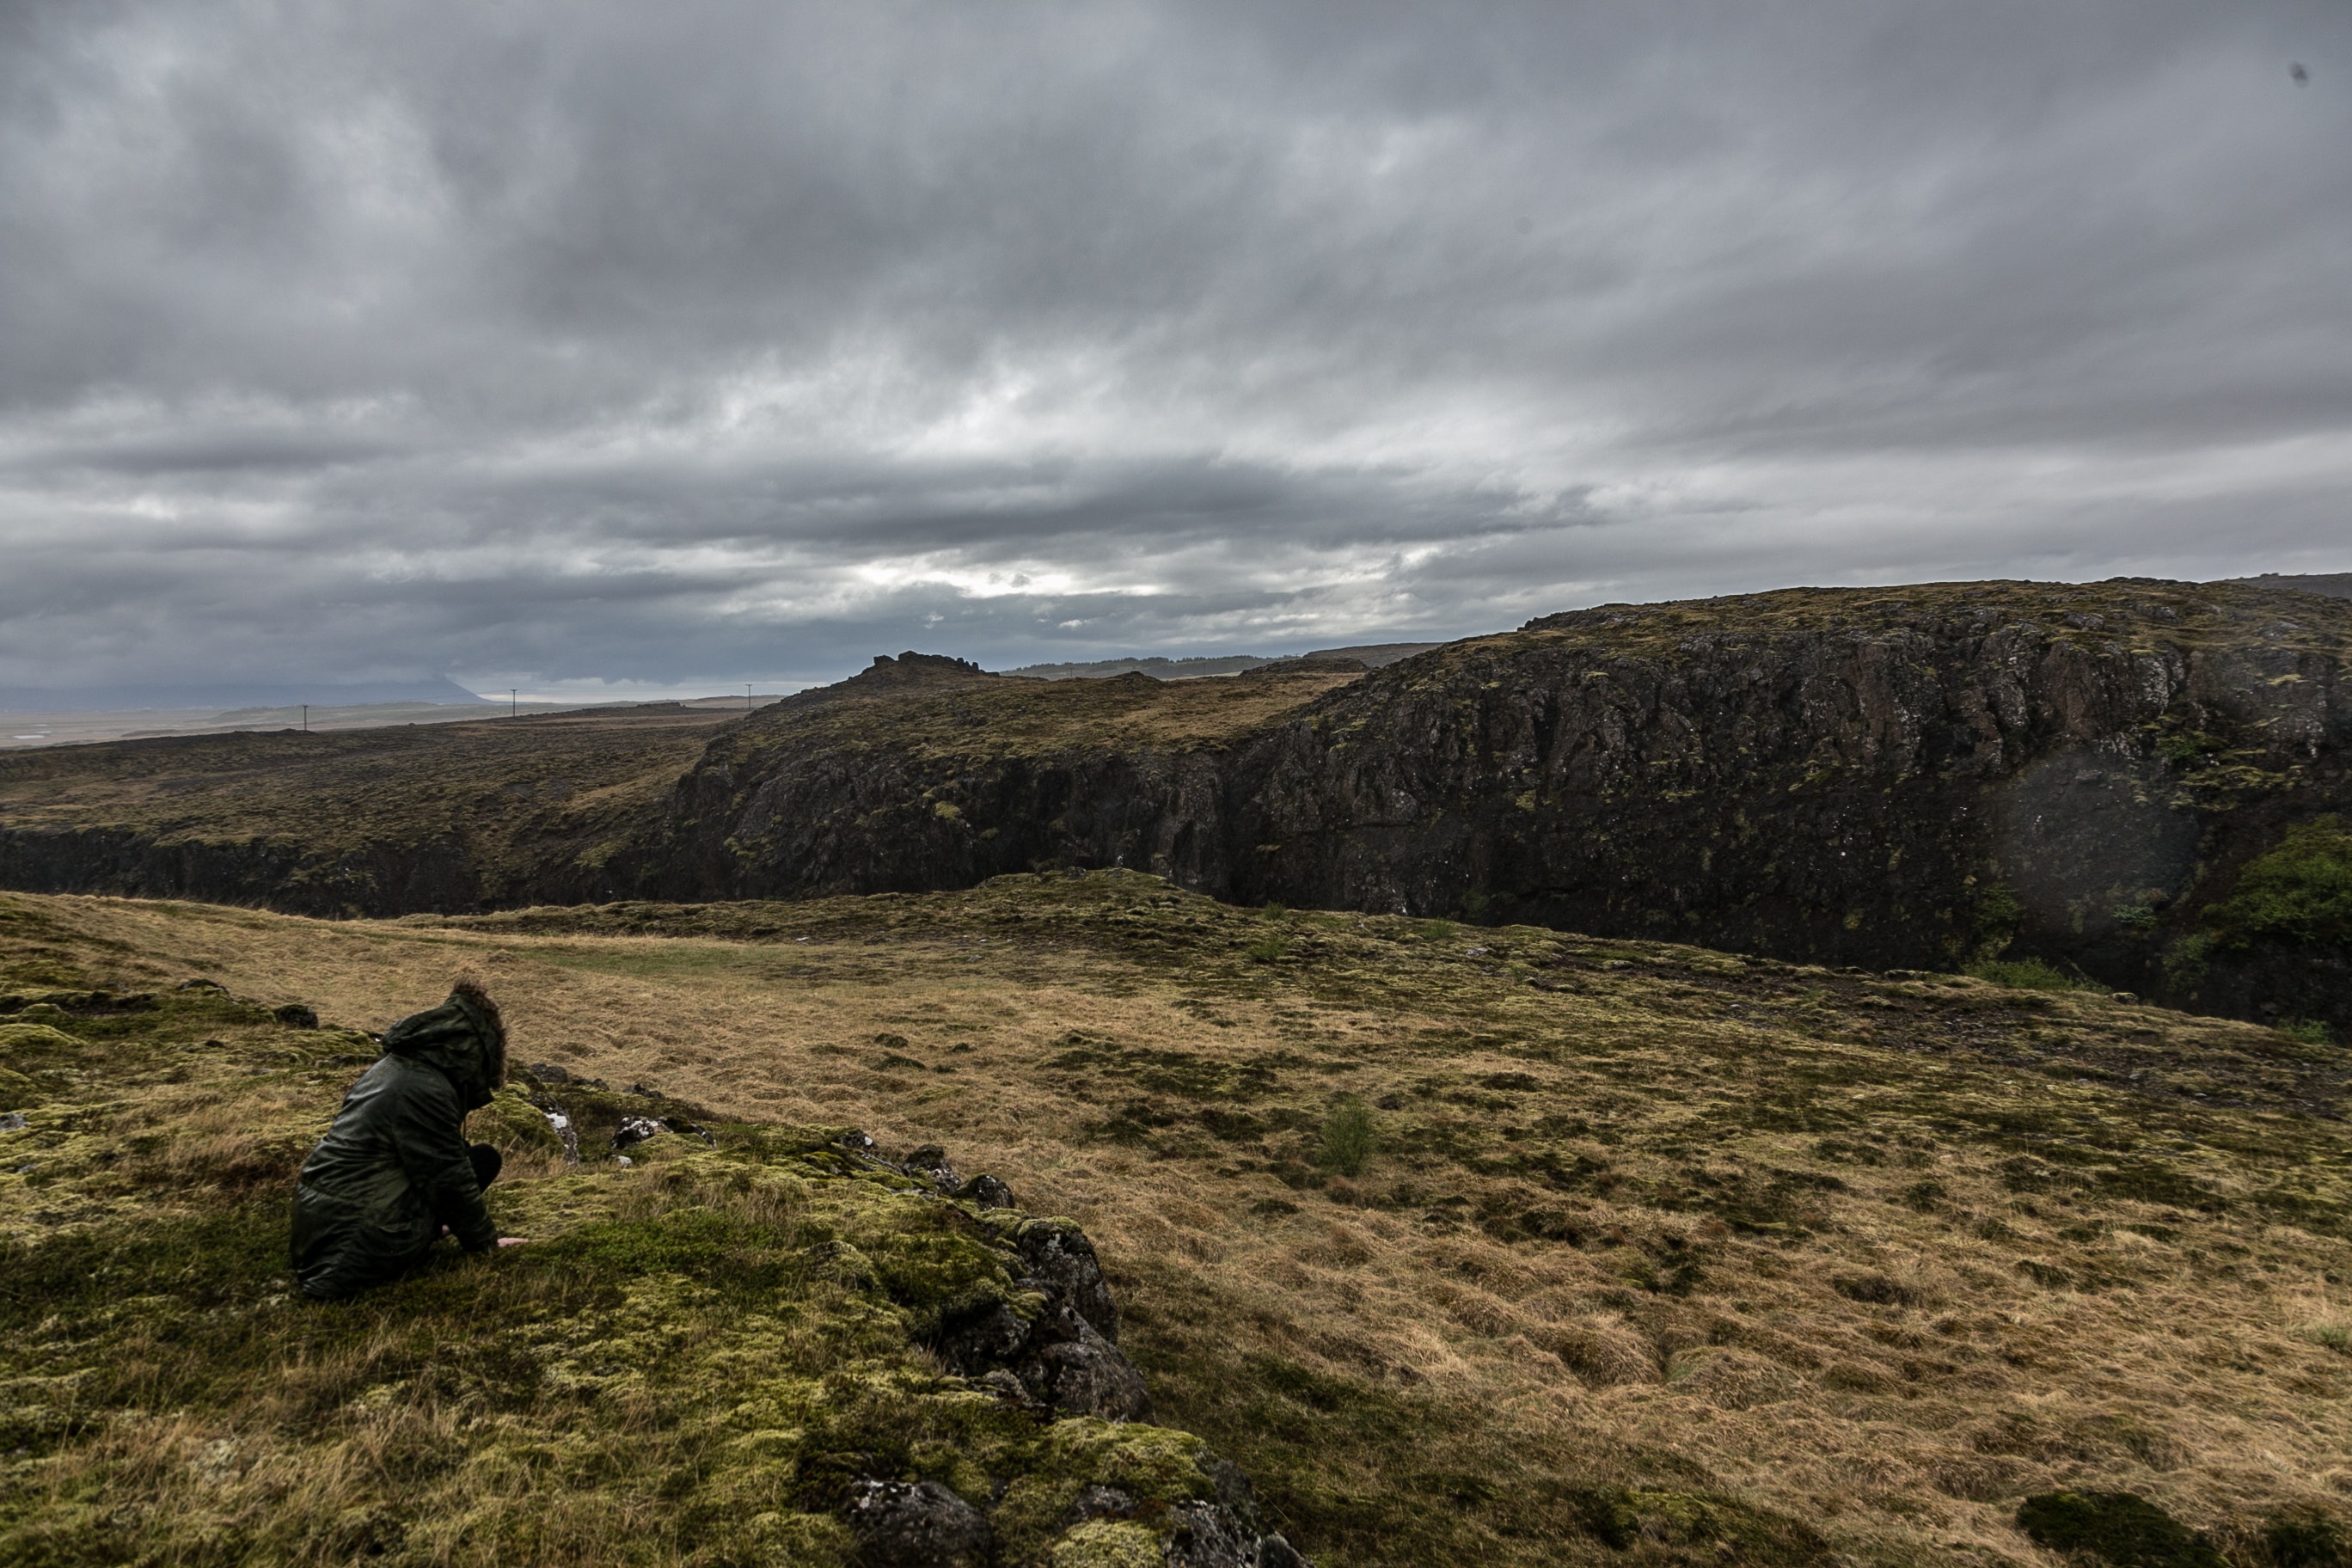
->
[2, 0, 2348, 693]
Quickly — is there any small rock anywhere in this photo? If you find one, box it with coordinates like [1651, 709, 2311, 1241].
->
[273, 1003, 319, 1029]
[1056, 1484, 1136, 1529]
[1207, 1458, 1259, 1529]
[615, 1155, 634, 1168]
[836, 1130, 881, 1158]
[0, 1114, 27, 1132]
[940, 1302, 1032, 1370]
[175, 978, 227, 992]
[1256, 1534, 1311, 1567]
[845, 1479, 991, 1568]
[612, 1116, 668, 1151]
[954, 1173, 1016, 1210]
[901, 1143, 959, 1193]
[1162, 1500, 1255, 1568]
[1016, 1317, 1154, 1423]
[1016, 1218, 1120, 1340]
[526, 1061, 575, 1084]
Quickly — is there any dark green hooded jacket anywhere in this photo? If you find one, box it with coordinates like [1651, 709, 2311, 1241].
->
[291, 983, 507, 1300]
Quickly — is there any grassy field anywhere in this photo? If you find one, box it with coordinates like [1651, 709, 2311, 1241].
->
[3, 873, 2349, 1565]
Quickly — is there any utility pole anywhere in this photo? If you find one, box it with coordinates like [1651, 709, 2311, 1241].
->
[511, 689, 518, 719]
[745, 682, 753, 712]
[301, 704, 308, 732]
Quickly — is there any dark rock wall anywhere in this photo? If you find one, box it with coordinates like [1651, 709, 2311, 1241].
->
[0, 824, 493, 920]
[1223, 591, 2350, 1022]
[635, 584, 2352, 1023]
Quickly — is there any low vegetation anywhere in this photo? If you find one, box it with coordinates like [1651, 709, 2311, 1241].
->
[3, 871, 2351, 1565]
[2203, 818, 2352, 952]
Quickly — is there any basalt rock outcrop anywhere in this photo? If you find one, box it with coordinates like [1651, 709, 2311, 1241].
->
[632, 585, 2352, 1026]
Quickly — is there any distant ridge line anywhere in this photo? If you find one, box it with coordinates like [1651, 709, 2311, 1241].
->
[0, 676, 491, 714]
[1001, 641, 1442, 681]
[2220, 572, 2352, 601]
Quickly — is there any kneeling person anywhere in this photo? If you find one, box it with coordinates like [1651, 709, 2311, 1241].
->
[291, 979, 521, 1299]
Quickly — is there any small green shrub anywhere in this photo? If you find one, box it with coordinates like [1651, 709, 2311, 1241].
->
[1968, 881, 2027, 959]
[1316, 1099, 1376, 1176]
[2016, 1491, 2225, 1568]
[2204, 818, 2352, 950]
[1966, 958, 2094, 991]
[1245, 935, 1287, 964]
[2280, 1019, 2334, 1046]
[2164, 931, 2216, 989]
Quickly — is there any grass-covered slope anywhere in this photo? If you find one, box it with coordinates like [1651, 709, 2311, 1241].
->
[0, 901, 1294, 1566]
[4, 873, 2350, 1566]
[0, 706, 737, 916]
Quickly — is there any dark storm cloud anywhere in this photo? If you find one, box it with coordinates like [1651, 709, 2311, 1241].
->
[2, 0, 2348, 698]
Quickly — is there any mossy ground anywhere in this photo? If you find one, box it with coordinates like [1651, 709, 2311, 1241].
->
[4, 873, 2351, 1566]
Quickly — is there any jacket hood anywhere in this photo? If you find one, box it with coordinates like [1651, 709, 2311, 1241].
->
[380, 981, 507, 1111]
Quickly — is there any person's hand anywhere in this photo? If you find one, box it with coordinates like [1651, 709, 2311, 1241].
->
[496, 1237, 527, 1247]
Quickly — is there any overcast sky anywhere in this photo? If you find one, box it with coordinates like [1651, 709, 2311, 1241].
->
[3, 1, 2347, 700]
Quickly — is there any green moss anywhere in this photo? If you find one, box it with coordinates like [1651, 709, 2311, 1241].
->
[1046, 1518, 1164, 1566]
[473, 1086, 567, 1155]
[0, 1021, 87, 1059]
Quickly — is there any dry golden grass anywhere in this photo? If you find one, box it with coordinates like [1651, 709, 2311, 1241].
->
[6, 873, 2350, 1566]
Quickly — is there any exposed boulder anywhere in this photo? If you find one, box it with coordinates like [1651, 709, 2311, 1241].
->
[845, 1479, 991, 1568]
[954, 1173, 1016, 1209]
[900, 1142, 959, 1193]
[1161, 1500, 1259, 1568]
[1016, 1216, 1121, 1341]
[1015, 1314, 1155, 1424]
[610, 1115, 668, 1151]
[937, 1301, 1032, 1369]
[1056, 1484, 1137, 1529]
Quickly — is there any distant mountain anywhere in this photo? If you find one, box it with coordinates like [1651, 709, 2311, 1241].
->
[1001, 640, 1441, 680]
[0, 676, 490, 714]
[2222, 572, 2352, 601]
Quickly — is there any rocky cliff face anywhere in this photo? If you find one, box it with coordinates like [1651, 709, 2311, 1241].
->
[1221, 582, 2350, 1022]
[638, 586, 2352, 1026]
